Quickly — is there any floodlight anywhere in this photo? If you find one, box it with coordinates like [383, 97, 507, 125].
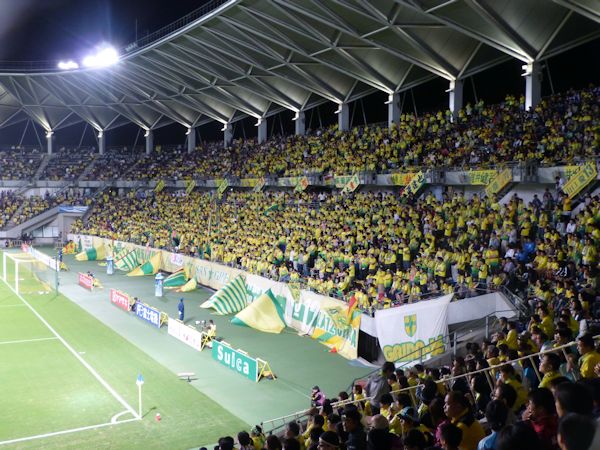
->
[384, 93, 395, 104]
[255, 118, 262, 127]
[521, 63, 532, 77]
[97, 130, 104, 139]
[292, 111, 300, 121]
[334, 104, 343, 114]
[221, 123, 229, 132]
[45, 130, 53, 138]
[185, 128, 192, 135]
[82, 46, 119, 68]
[144, 129, 150, 137]
[57, 60, 79, 70]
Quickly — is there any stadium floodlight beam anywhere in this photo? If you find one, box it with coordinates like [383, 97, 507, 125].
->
[82, 46, 119, 68]
[57, 60, 79, 70]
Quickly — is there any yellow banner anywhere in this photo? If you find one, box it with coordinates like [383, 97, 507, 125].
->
[252, 178, 266, 193]
[154, 180, 165, 193]
[562, 162, 597, 199]
[485, 168, 512, 197]
[390, 172, 417, 186]
[564, 166, 580, 180]
[401, 171, 425, 197]
[466, 170, 497, 185]
[185, 179, 196, 195]
[241, 178, 259, 188]
[217, 179, 229, 195]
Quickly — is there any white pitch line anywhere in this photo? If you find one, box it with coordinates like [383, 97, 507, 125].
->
[0, 304, 25, 307]
[111, 410, 132, 424]
[1, 279, 140, 419]
[0, 417, 139, 446]
[0, 337, 58, 345]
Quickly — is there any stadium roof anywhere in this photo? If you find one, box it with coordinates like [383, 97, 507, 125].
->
[0, 0, 598, 133]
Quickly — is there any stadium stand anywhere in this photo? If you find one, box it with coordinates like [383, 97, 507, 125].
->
[63, 88, 600, 448]
[2, 85, 599, 450]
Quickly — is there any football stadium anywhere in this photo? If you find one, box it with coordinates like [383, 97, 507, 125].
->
[0, 1, 599, 449]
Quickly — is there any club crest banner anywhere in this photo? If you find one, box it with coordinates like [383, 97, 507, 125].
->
[375, 294, 452, 362]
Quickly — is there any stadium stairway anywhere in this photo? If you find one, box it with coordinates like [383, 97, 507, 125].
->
[0, 205, 87, 239]
[31, 154, 51, 182]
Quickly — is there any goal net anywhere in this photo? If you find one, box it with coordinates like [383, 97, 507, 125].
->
[1, 251, 58, 297]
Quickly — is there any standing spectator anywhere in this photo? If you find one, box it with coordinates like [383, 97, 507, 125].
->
[178, 298, 185, 321]
[364, 362, 394, 414]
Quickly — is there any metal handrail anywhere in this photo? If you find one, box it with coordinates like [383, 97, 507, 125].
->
[260, 333, 600, 434]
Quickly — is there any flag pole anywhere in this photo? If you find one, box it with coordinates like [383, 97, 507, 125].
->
[136, 374, 144, 419]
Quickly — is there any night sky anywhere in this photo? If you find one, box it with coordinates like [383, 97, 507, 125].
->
[0, 1, 598, 147]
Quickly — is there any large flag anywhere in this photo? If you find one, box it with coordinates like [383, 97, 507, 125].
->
[114, 248, 139, 272]
[127, 253, 161, 276]
[176, 277, 197, 293]
[263, 203, 279, 216]
[231, 289, 286, 334]
[163, 269, 188, 288]
[200, 275, 248, 315]
[75, 245, 106, 261]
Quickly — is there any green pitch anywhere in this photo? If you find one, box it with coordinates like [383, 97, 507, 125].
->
[0, 252, 247, 449]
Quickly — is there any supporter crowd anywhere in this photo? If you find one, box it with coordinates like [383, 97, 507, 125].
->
[0, 87, 598, 182]
[0, 147, 44, 180]
[74, 185, 599, 314]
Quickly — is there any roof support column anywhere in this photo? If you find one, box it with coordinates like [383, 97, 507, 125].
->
[448, 80, 463, 121]
[337, 103, 349, 132]
[387, 93, 401, 128]
[145, 130, 154, 156]
[294, 110, 306, 136]
[186, 128, 196, 154]
[524, 62, 541, 111]
[46, 130, 53, 155]
[257, 119, 267, 144]
[223, 123, 233, 148]
[98, 130, 105, 155]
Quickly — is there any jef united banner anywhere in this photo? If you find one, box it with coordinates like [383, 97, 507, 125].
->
[401, 171, 425, 197]
[375, 294, 452, 362]
[562, 161, 597, 199]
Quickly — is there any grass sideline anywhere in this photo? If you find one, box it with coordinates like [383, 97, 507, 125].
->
[0, 251, 247, 449]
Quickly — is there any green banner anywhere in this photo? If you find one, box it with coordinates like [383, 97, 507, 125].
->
[294, 176, 309, 192]
[465, 170, 497, 185]
[341, 174, 360, 194]
[485, 168, 512, 197]
[562, 162, 597, 199]
[401, 171, 425, 197]
[154, 180, 165, 193]
[212, 340, 258, 382]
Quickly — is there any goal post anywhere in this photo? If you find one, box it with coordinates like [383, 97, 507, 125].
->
[1, 250, 58, 297]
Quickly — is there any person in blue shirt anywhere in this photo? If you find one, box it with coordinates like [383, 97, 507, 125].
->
[478, 400, 508, 450]
[178, 298, 184, 321]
